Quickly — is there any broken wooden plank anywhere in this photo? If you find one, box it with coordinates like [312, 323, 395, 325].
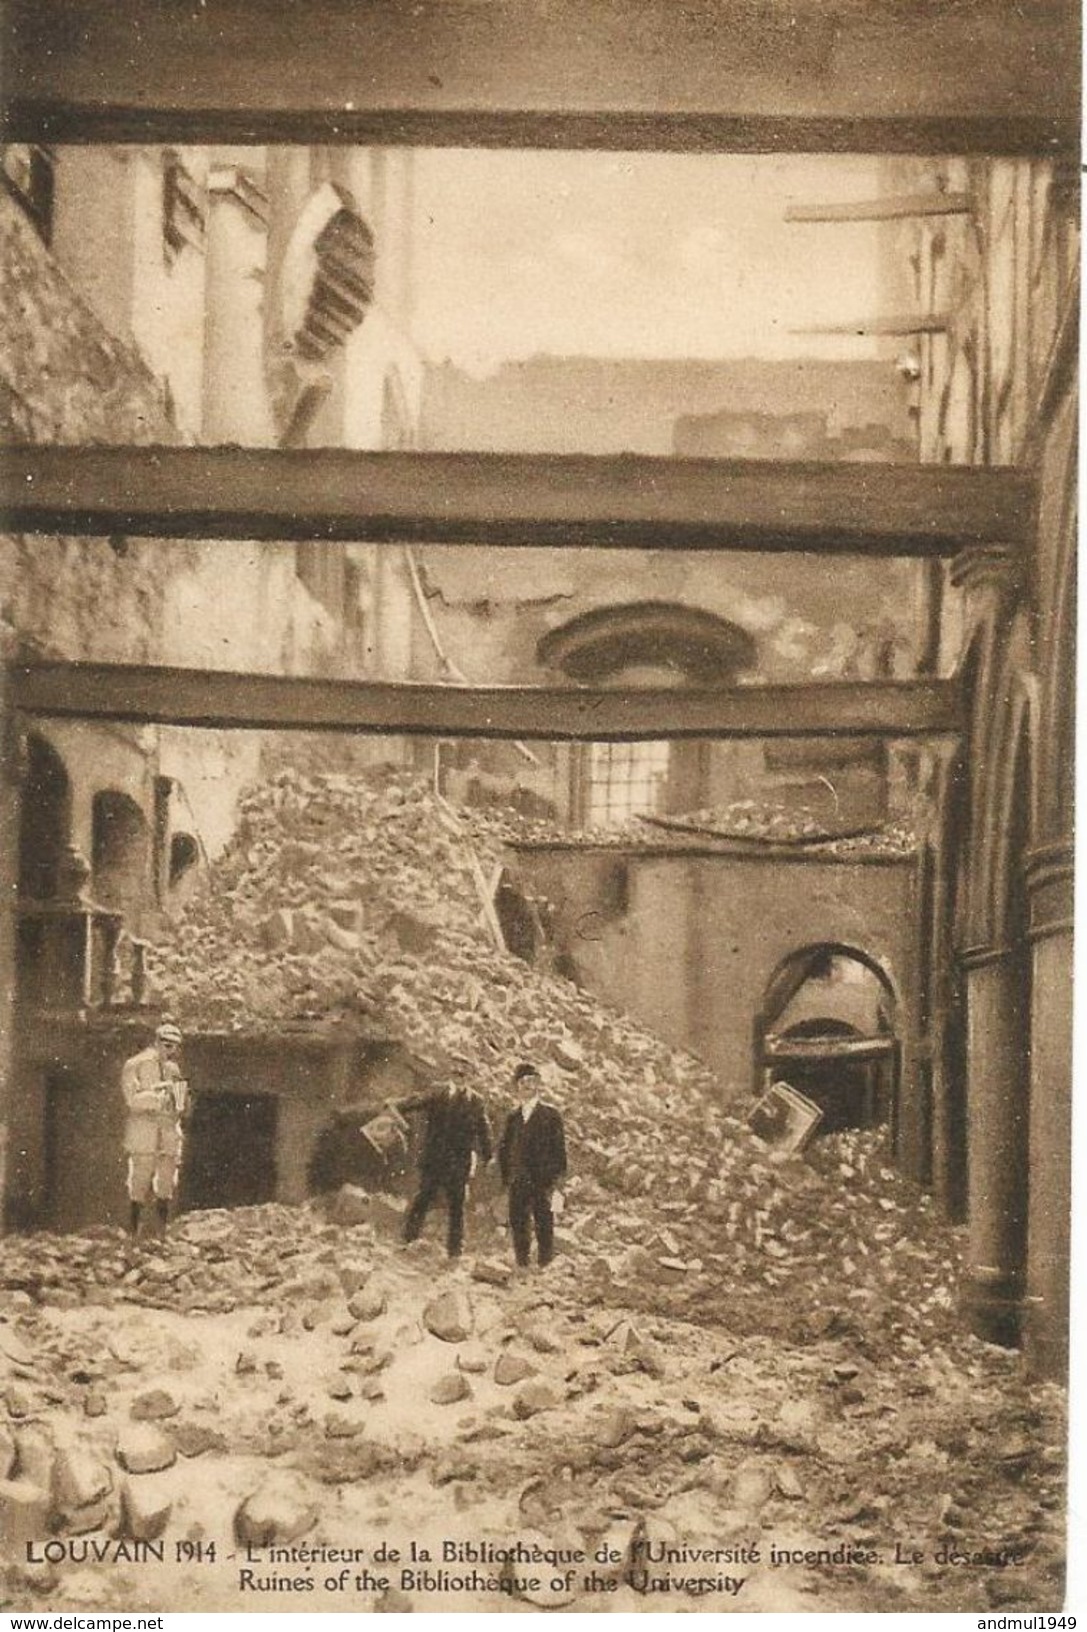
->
[1, 447, 1035, 556]
[12, 663, 963, 742]
[2, 0, 1076, 154]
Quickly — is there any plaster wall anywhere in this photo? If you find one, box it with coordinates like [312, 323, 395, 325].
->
[506, 844, 923, 1162]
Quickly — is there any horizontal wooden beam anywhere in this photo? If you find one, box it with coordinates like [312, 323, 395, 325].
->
[1, 0, 1077, 155]
[764, 1034, 897, 1061]
[794, 314, 950, 337]
[1, 447, 1035, 556]
[785, 193, 972, 223]
[13, 663, 963, 742]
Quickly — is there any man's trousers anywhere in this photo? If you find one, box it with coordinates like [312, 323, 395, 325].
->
[403, 1170, 468, 1258]
[508, 1179, 555, 1268]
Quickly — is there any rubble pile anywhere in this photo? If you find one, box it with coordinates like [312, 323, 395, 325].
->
[641, 806, 919, 857]
[137, 767, 964, 1348]
[143, 764, 722, 1140]
[466, 802, 919, 857]
[569, 1123, 962, 1353]
[0, 1204, 368, 1317]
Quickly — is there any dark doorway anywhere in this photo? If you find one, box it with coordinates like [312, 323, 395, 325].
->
[182, 1091, 278, 1210]
[19, 734, 71, 901]
[43, 1067, 105, 1232]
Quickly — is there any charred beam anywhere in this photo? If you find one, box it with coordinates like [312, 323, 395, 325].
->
[13, 664, 963, 742]
[1, 0, 1076, 156]
[1, 447, 1035, 556]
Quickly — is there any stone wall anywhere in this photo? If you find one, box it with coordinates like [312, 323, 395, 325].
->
[505, 841, 925, 1168]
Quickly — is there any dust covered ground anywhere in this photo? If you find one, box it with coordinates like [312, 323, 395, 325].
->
[0, 1152, 1067, 1615]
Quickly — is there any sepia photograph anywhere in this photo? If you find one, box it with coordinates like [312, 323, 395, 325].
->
[0, 0, 1079, 1616]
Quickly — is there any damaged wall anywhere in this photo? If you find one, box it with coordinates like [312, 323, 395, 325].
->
[505, 841, 925, 1170]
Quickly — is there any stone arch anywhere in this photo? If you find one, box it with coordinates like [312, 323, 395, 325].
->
[755, 942, 900, 1134]
[91, 789, 151, 918]
[18, 731, 71, 901]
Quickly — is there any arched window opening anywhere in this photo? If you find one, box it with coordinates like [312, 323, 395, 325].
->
[537, 601, 757, 687]
[169, 831, 200, 890]
[91, 791, 150, 918]
[19, 734, 71, 901]
[538, 602, 757, 829]
[757, 944, 899, 1136]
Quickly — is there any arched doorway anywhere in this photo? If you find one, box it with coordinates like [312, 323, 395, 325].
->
[18, 733, 71, 901]
[91, 790, 150, 919]
[756, 944, 899, 1136]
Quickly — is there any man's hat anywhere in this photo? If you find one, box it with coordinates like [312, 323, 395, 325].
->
[156, 1022, 183, 1045]
[513, 1062, 540, 1084]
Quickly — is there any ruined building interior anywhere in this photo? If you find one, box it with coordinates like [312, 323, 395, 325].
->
[0, 0, 1077, 1397]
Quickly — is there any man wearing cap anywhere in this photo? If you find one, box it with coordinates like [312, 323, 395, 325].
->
[121, 1021, 189, 1238]
[395, 1068, 493, 1259]
[498, 1063, 567, 1269]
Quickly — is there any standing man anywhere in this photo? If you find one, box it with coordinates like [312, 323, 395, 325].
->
[499, 1062, 567, 1269]
[121, 1020, 189, 1238]
[397, 1069, 493, 1259]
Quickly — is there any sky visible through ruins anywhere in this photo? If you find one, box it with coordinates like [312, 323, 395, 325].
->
[411, 152, 893, 374]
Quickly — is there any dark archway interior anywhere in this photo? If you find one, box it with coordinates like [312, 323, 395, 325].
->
[494, 871, 538, 963]
[169, 831, 200, 888]
[92, 790, 150, 916]
[759, 944, 898, 1137]
[777, 1018, 890, 1133]
[19, 734, 71, 901]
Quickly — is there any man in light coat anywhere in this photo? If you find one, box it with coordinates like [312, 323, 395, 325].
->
[121, 1021, 188, 1237]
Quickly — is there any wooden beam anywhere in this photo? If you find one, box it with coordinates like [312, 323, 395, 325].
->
[12, 663, 963, 742]
[764, 1034, 898, 1061]
[1, 447, 1035, 556]
[785, 193, 972, 223]
[793, 314, 950, 336]
[1, 0, 1077, 156]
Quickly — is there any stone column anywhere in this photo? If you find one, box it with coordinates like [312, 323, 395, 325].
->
[203, 164, 273, 447]
[960, 942, 1031, 1345]
[948, 543, 1030, 1346]
[0, 629, 20, 1230]
[1022, 841, 1073, 1378]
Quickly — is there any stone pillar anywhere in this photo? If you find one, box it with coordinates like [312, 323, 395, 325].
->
[949, 543, 1030, 1347]
[0, 630, 20, 1230]
[960, 943, 1031, 1345]
[203, 164, 273, 447]
[1022, 841, 1073, 1379]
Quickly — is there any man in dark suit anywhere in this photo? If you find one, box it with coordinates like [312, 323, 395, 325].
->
[397, 1070, 494, 1258]
[498, 1062, 568, 1269]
